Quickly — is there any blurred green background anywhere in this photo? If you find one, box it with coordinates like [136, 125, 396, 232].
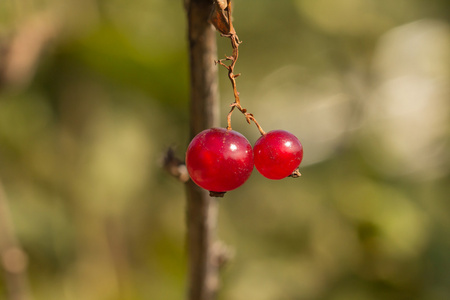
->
[0, 0, 449, 299]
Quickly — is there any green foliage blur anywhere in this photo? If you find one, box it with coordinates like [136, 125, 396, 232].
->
[0, 0, 449, 299]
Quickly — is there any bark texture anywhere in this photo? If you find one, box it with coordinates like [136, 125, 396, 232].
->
[185, 1, 221, 300]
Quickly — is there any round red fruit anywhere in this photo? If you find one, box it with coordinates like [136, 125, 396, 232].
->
[186, 128, 254, 192]
[253, 130, 303, 180]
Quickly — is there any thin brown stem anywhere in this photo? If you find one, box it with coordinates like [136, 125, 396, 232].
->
[212, 0, 265, 136]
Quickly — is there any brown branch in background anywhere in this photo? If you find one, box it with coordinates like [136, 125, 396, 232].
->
[185, 0, 231, 299]
[0, 12, 59, 90]
[0, 180, 32, 300]
[0, 11, 57, 300]
[210, 0, 265, 135]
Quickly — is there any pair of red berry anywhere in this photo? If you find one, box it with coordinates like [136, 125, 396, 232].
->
[186, 128, 303, 194]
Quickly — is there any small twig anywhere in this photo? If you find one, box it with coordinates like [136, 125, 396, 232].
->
[212, 241, 234, 268]
[162, 147, 190, 183]
[211, 0, 265, 136]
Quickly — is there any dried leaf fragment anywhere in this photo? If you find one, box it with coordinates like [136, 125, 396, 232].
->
[209, 0, 234, 36]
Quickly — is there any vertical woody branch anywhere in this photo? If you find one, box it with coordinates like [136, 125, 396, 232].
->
[185, 0, 221, 299]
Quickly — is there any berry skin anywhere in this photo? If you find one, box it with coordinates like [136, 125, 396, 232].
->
[186, 128, 254, 192]
[253, 130, 303, 180]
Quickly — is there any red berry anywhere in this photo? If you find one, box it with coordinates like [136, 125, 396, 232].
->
[253, 130, 303, 180]
[186, 128, 254, 192]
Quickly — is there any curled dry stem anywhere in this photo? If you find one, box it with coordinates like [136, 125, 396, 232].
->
[211, 0, 265, 136]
